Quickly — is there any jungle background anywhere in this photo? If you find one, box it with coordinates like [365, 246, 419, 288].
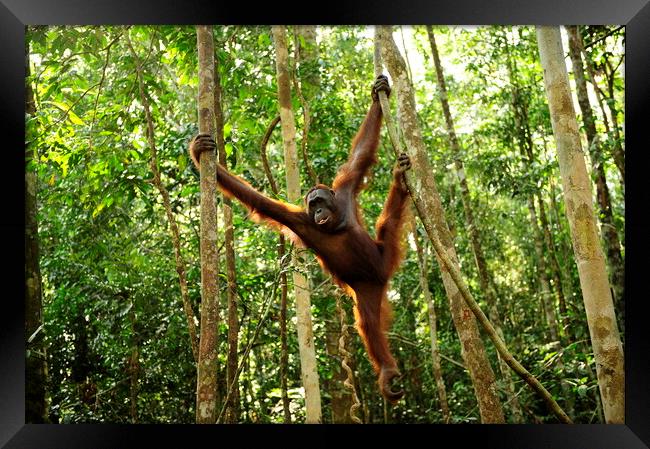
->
[25, 25, 625, 424]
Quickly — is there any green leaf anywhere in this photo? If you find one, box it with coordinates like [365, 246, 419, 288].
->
[92, 201, 106, 218]
[67, 110, 84, 125]
[257, 33, 271, 48]
[178, 153, 187, 172]
[577, 385, 588, 397]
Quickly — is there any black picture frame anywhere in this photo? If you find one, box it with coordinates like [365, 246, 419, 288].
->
[3, 0, 648, 447]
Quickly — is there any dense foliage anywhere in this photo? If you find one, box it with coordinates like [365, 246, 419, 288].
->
[26, 25, 624, 423]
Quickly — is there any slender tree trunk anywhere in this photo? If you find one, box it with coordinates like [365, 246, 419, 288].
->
[412, 222, 450, 423]
[294, 26, 320, 97]
[566, 26, 625, 322]
[252, 346, 270, 420]
[400, 26, 415, 83]
[537, 26, 624, 423]
[427, 27, 522, 422]
[528, 198, 560, 342]
[293, 26, 319, 185]
[548, 177, 577, 308]
[602, 65, 625, 184]
[213, 54, 240, 424]
[579, 39, 625, 185]
[272, 25, 322, 423]
[259, 115, 292, 423]
[537, 195, 571, 337]
[25, 44, 49, 424]
[377, 26, 505, 424]
[195, 25, 220, 424]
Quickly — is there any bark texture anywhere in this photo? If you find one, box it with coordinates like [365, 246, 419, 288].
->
[536, 26, 624, 424]
[195, 25, 220, 424]
[272, 25, 322, 424]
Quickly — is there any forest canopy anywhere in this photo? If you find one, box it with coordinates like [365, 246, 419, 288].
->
[25, 25, 625, 424]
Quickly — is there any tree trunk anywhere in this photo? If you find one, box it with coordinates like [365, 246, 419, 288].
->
[536, 26, 625, 424]
[294, 26, 320, 96]
[195, 25, 220, 424]
[427, 27, 522, 422]
[527, 197, 560, 342]
[376, 26, 505, 424]
[25, 44, 49, 424]
[412, 222, 450, 423]
[214, 53, 240, 424]
[548, 177, 577, 309]
[601, 65, 625, 185]
[252, 345, 270, 420]
[293, 26, 319, 185]
[272, 25, 322, 424]
[537, 194, 571, 337]
[566, 25, 625, 322]
[259, 115, 292, 423]
[579, 37, 625, 185]
[325, 314, 354, 423]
